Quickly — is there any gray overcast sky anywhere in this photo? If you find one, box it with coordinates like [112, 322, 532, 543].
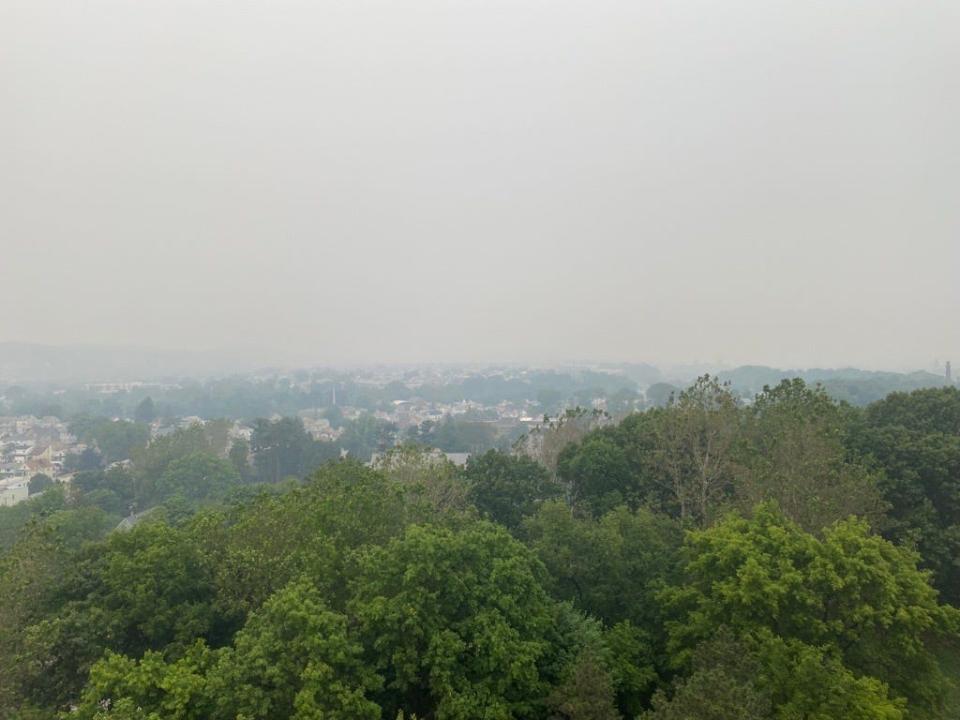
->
[2, 0, 958, 369]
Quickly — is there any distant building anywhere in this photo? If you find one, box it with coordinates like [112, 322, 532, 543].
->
[0, 478, 29, 507]
[444, 452, 471, 467]
[25, 445, 54, 474]
[368, 448, 471, 468]
[947, 361, 953, 384]
[115, 506, 161, 532]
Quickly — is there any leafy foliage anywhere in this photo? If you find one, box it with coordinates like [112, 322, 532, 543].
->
[661, 505, 959, 715]
[349, 522, 560, 719]
[70, 418, 151, 465]
[250, 416, 339, 482]
[466, 450, 562, 529]
[736, 379, 887, 531]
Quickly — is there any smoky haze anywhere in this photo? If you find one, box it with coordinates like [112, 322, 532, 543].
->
[2, 0, 958, 370]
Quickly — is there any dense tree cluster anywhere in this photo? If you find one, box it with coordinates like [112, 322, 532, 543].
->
[1, 380, 959, 718]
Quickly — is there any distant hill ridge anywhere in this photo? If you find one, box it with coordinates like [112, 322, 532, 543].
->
[716, 365, 951, 405]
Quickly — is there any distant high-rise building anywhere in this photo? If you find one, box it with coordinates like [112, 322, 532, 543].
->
[947, 361, 953, 384]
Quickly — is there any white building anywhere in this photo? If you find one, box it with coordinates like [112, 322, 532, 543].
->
[0, 477, 29, 507]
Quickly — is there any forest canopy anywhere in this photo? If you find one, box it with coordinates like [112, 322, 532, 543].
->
[2, 381, 960, 719]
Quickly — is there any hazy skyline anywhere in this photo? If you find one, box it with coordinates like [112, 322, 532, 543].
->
[3, 1, 958, 370]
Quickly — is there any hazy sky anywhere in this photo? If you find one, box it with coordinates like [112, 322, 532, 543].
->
[3, 0, 958, 369]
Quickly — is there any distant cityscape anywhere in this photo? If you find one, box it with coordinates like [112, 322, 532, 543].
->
[1, 359, 954, 508]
